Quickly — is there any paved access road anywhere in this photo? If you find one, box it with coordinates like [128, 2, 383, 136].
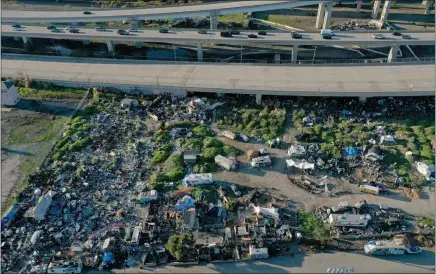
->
[2, 54, 434, 96]
[2, 0, 318, 23]
[3, 25, 435, 46]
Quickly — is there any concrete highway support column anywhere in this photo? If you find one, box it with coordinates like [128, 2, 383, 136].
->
[372, 0, 381, 19]
[197, 43, 203, 62]
[323, 3, 334, 29]
[379, 0, 392, 26]
[22, 36, 32, 51]
[387, 44, 399, 63]
[106, 41, 115, 56]
[22, 36, 32, 45]
[292, 45, 299, 64]
[424, 1, 433, 15]
[131, 20, 140, 28]
[275, 54, 280, 64]
[256, 94, 262, 105]
[136, 42, 142, 49]
[356, 0, 362, 13]
[83, 40, 90, 45]
[315, 3, 326, 29]
[210, 13, 218, 29]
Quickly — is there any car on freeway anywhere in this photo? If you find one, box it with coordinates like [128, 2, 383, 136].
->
[322, 34, 332, 39]
[159, 28, 169, 33]
[248, 34, 258, 38]
[47, 25, 56, 30]
[127, 28, 138, 32]
[83, 11, 92, 15]
[69, 28, 79, 33]
[392, 31, 402, 36]
[372, 33, 385, 39]
[291, 32, 302, 39]
[230, 184, 241, 196]
[220, 31, 232, 37]
[117, 30, 129, 35]
[11, 24, 21, 28]
[65, 26, 75, 31]
[230, 30, 240, 35]
[198, 29, 208, 34]
[401, 34, 411, 39]
[95, 26, 106, 31]
[258, 31, 267, 35]
[12, 27, 22, 31]
[51, 28, 61, 33]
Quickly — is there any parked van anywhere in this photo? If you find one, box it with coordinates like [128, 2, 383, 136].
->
[131, 226, 142, 245]
[222, 130, 237, 140]
[239, 133, 249, 142]
[320, 29, 334, 36]
[361, 184, 380, 195]
[251, 156, 272, 168]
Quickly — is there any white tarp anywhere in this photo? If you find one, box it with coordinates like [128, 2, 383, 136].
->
[286, 159, 314, 170]
[30, 230, 43, 245]
[33, 190, 56, 221]
[253, 206, 279, 220]
[288, 145, 306, 157]
[417, 162, 435, 181]
[380, 135, 396, 144]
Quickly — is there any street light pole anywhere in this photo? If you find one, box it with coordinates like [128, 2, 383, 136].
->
[52, 40, 60, 56]
[173, 45, 177, 62]
[312, 46, 318, 63]
[240, 45, 243, 63]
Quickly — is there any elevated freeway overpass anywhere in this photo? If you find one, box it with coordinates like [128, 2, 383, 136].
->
[3, 54, 434, 104]
[3, 25, 434, 63]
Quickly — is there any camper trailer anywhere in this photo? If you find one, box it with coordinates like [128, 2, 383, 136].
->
[182, 173, 213, 187]
[222, 130, 237, 140]
[361, 184, 380, 195]
[251, 156, 272, 168]
[215, 155, 236, 170]
[47, 259, 83, 274]
[131, 226, 142, 245]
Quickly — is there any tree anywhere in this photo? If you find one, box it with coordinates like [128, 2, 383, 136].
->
[192, 125, 211, 137]
[203, 137, 223, 149]
[223, 145, 238, 157]
[166, 233, 195, 261]
[203, 147, 223, 161]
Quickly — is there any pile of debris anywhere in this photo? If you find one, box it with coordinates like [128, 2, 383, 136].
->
[331, 20, 378, 31]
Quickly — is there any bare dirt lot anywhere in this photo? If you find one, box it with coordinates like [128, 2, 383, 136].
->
[1, 99, 81, 210]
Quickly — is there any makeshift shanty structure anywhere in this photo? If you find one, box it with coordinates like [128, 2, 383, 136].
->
[137, 190, 158, 204]
[416, 162, 435, 181]
[183, 150, 198, 165]
[246, 150, 260, 160]
[249, 245, 269, 259]
[215, 155, 236, 170]
[328, 214, 370, 227]
[287, 144, 306, 157]
[286, 159, 314, 171]
[380, 135, 396, 144]
[365, 145, 382, 161]
[175, 195, 195, 212]
[252, 205, 279, 220]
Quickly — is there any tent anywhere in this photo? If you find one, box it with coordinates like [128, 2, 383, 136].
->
[175, 195, 195, 212]
[252, 206, 279, 220]
[380, 135, 396, 144]
[103, 252, 115, 263]
[345, 147, 358, 156]
[340, 110, 352, 116]
[417, 162, 435, 181]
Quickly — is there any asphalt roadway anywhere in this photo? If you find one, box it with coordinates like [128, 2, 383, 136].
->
[2, 54, 434, 97]
[2, 0, 318, 23]
[3, 25, 435, 47]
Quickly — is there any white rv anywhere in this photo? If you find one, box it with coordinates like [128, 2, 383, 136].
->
[131, 226, 142, 245]
[222, 130, 237, 140]
[182, 173, 213, 187]
[251, 156, 272, 168]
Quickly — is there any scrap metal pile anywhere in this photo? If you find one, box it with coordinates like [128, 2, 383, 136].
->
[331, 20, 379, 31]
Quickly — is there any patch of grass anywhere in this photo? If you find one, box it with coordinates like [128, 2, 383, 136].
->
[219, 13, 246, 23]
[18, 87, 86, 99]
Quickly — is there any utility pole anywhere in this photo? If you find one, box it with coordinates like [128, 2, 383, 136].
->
[312, 46, 318, 63]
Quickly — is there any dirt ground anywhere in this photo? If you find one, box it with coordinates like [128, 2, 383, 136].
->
[212, 122, 435, 219]
[255, 4, 435, 31]
[1, 99, 82, 210]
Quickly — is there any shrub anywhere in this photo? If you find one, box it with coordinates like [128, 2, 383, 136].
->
[298, 211, 330, 244]
[203, 147, 223, 161]
[149, 172, 169, 183]
[223, 145, 238, 157]
[183, 138, 203, 151]
[320, 144, 341, 159]
[203, 137, 223, 148]
[152, 150, 171, 165]
[155, 130, 170, 142]
[192, 125, 211, 137]
[70, 137, 91, 152]
[166, 233, 195, 261]
[227, 199, 237, 212]
[167, 168, 185, 182]
[194, 162, 218, 173]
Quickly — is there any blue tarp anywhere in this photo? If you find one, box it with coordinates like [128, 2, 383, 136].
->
[175, 195, 195, 212]
[340, 110, 352, 116]
[346, 147, 358, 156]
[103, 252, 115, 263]
[1, 204, 19, 230]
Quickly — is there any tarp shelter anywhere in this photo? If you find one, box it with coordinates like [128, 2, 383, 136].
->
[1, 204, 19, 230]
[417, 162, 435, 181]
[286, 159, 315, 170]
[252, 206, 279, 220]
[380, 135, 396, 144]
[175, 195, 195, 212]
[103, 252, 115, 263]
[288, 145, 306, 157]
[340, 110, 352, 116]
[345, 147, 358, 156]
[33, 190, 56, 221]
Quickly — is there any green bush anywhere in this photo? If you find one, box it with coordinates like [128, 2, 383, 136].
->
[227, 199, 237, 212]
[298, 211, 330, 244]
[194, 162, 218, 173]
[155, 130, 170, 142]
[203, 137, 223, 149]
[152, 150, 171, 165]
[167, 168, 185, 182]
[223, 145, 238, 157]
[192, 125, 212, 137]
[203, 147, 223, 161]
[320, 144, 342, 159]
[70, 137, 91, 152]
[166, 233, 195, 261]
[183, 138, 203, 151]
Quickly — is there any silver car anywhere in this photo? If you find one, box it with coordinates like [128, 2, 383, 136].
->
[95, 26, 106, 31]
[372, 33, 384, 39]
[230, 184, 241, 196]
[51, 28, 61, 33]
[12, 27, 22, 31]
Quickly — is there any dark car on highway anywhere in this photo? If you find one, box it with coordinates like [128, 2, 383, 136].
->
[220, 31, 232, 37]
[258, 31, 267, 35]
[198, 29, 207, 34]
[159, 28, 169, 33]
[83, 11, 92, 15]
[117, 30, 129, 35]
[401, 34, 411, 39]
[69, 28, 79, 33]
[392, 31, 402, 36]
[230, 30, 240, 35]
[291, 32, 302, 39]
[11, 24, 21, 28]
[322, 34, 332, 39]
[47, 25, 56, 30]
[248, 34, 258, 38]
